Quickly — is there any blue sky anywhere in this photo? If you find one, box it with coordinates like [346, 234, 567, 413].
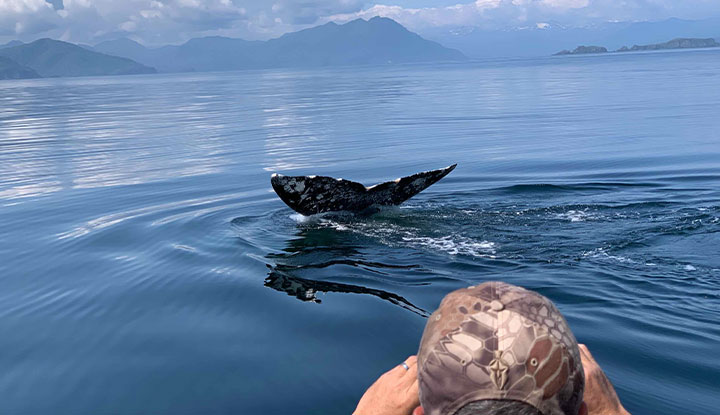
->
[2, 0, 720, 45]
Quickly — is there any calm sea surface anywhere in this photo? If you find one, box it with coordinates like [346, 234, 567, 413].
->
[1, 49, 719, 414]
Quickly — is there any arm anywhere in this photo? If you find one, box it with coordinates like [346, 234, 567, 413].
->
[578, 344, 631, 415]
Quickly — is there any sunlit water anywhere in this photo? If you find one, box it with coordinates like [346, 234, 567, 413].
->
[1, 49, 719, 414]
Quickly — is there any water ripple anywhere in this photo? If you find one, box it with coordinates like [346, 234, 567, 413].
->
[2, 57, 720, 414]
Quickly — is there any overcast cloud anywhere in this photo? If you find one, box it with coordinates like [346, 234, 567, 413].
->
[1, 0, 719, 45]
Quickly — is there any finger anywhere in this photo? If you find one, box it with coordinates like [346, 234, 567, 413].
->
[406, 360, 418, 378]
[401, 376, 421, 413]
[578, 344, 592, 360]
[405, 373, 420, 397]
[387, 355, 419, 381]
[579, 344, 591, 358]
[405, 355, 418, 367]
[394, 356, 417, 375]
[400, 360, 419, 389]
[387, 362, 410, 378]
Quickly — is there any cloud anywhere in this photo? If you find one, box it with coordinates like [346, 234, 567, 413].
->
[56, 0, 251, 43]
[0, 0, 58, 36]
[326, 0, 720, 31]
[0, 0, 366, 44]
[45, 0, 63, 9]
[1, 0, 719, 45]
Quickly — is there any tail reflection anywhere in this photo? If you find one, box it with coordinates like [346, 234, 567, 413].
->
[265, 265, 428, 317]
[264, 226, 429, 317]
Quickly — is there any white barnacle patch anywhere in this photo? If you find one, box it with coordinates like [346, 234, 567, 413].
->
[295, 180, 305, 192]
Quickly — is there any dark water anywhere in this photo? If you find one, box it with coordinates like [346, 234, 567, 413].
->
[1, 49, 719, 414]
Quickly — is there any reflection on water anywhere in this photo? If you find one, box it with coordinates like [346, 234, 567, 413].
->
[265, 266, 429, 316]
[263, 225, 429, 316]
[0, 77, 236, 203]
[1, 51, 720, 414]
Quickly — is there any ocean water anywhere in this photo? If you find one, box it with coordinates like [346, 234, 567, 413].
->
[1, 49, 719, 414]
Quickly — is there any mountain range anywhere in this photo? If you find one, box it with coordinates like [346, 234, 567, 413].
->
[92, 17, 466, 73]
[0, 39, 156, 79]
[3, 15, 720, 81]
[0, 41, 24, 49]
[0, 17, 465, 80]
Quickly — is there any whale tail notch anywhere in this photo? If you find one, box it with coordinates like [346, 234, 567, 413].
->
[271, 164, 457, 216]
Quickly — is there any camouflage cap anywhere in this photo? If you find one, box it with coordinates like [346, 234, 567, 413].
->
[417, 282, 584, 415]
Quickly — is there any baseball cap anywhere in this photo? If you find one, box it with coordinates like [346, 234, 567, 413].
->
[417, 282, 584, 415]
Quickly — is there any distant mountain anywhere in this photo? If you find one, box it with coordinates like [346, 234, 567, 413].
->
[554, 37, 719, 57]
[0, 40, 24, 49]
[0, 56, 40, 79]
[0, 39, 156, 78]
[421, 17, 720, 58]
[94, 38, 153, 62]
[95, 17, 466, 73]
[554, 46, 608, 56]
[617, 38, 719, 52]
[96, 36, 262, 73]
[266, 17, 465, 66]
[598, 18, 720, 50]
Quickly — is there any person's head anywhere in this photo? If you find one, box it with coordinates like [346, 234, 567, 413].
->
[416, 282, 585, 415]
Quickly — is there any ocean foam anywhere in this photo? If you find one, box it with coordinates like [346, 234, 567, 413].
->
[582, 247, 635, 264]
[315, 218, 497, 258]
[401, 235, 497, 258]
[557, 210, 597, 222]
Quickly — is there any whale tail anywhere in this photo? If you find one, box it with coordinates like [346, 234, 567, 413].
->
[271, 164, 457, 216]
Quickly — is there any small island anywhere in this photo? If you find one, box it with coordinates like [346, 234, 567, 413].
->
[617, 38, 720, 52]
[554, 46, 608, 56]
[555, 37, 720, 56]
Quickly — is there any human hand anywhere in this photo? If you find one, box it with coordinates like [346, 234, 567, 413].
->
[579, 344, 630, 415]
[354, 355, 420, 415]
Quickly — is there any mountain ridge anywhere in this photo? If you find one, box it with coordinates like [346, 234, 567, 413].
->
[554, 37, 720, 56]
[0, 56, 40, 79]
[0, 39, 156, 78]
[1, 18, 463, 79]
[0, 40, 24, 49]
[94, 17, 466, 73]
[617, 37, 719, 52]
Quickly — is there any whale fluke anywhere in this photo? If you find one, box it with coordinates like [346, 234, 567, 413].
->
[271, 164, 457, 216]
